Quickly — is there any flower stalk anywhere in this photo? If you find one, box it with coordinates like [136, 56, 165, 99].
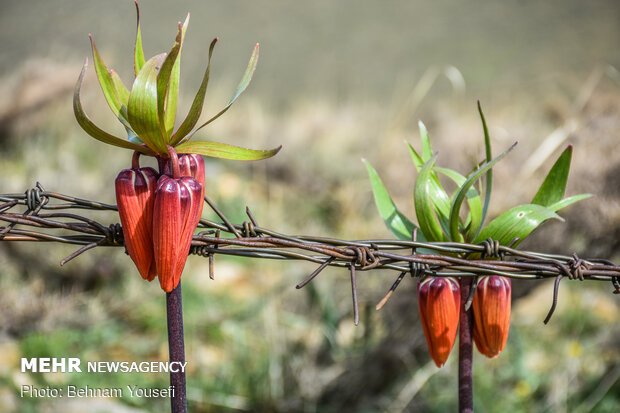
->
[458, 277, 475, 413]
[166, 282, 187, 413]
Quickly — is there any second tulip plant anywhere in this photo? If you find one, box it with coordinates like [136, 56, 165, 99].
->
[75, 2, 280, 293]
[366, 104, 590, 366]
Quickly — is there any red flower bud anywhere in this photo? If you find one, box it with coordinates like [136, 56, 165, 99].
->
[153, 148, 203, 292]
[115, 158, 159, 281]
[178, 153, 205, 217]
[417, 277, 461, 367]
[472, 276, 511, 358]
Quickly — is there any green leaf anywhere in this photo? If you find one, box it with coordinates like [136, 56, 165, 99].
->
[157, 16, 189, 142]
[449, 142, 517, 241]
[185, 43, 260, 141]
[406, 142, 451, 232]
[547, 193, 592, 212]
[436, 167, 482, 241]
[478, 101, 493, 234]
[407, 141, 424, 169]
[414, 156, 446, 241]
[133, 0, 145, 77]
[89, 35, 131, 129]
[73, 59, 153, 155]
[127, 54, 167, 154]
[109, 70, 130, 108]
[126, 128, 143, 145]
[419, 121, 433, 162]
[474, 204, 563, 246]
[169, 38, 218, 146]
[364, 160, 422, 241]
[175, 140, 281, 161]
[532, 145, 573, 206]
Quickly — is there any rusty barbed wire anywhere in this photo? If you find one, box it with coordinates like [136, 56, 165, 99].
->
[1, 184, 620, 323]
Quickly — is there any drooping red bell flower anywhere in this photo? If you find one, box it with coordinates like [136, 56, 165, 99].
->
[472, 276, 511, 358]
[153, 147, 203, 292]
[417, 276, 461, 367]
[115, 151, 159, 281]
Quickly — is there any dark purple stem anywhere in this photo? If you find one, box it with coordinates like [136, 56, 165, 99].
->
[167, 281, 187, 413]
[459, 277, 474, 413]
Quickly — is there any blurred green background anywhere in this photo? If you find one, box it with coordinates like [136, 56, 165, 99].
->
[0, 0, 619, 412]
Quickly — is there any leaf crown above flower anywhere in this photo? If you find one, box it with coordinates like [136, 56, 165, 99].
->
[74, 0, 281, 161]
[365, 102, 591, 247]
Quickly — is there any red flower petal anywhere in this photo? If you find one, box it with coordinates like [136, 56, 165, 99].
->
[153, 175, 202, 292]
[417, 277, 461, 367]
[115, 167, 158, 281]
[472, 276, 512, 358]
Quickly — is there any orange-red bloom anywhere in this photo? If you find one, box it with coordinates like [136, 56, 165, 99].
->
[178, 153, 205, 217]
[417, 276, 461, 367]
[115, 165, 159, 281]
[152, 172, 202, 293]
[472, 276, 511, 358]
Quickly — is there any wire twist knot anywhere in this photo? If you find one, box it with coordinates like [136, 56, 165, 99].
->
[480, 237, 502, 259]
[104, 223, 124, 246]
[24, 182, 48, 213]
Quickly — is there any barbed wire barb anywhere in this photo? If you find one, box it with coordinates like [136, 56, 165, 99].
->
[2, 184, 620, 325]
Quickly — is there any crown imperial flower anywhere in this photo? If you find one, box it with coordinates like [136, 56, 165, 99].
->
[115, 153, 159, 281]
[472, 276, 511, 358]
[74, 1, 280, 292]
[417, 276, 461, 367]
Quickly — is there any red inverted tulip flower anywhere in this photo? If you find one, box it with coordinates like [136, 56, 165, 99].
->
[418, 276, 461, 367]
[472, 276, 511, 358]
[153, 147, 203, 293]
[115, 152, 159, 281]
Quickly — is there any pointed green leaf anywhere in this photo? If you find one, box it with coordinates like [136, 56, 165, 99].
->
[419, 121, 433, 162]
[532, 145, 573, 207]
[547, 193, 592, 212]
[474, 204, 563, 246]
[415, 156, 446, 241]
[109, 70, 130, 107]
[406, 142, 451, 232]
[133, 0, 145, 77]
[478, 101, 493, 234]
[185, 43, 259, 140]
[364, 160, 422, 241]
[127, 53, 167, 154]
[175, 140, 281, 161]
[169, 38, 218, 146]
[89, 35, 131, 129]
[157, 16, 189, 142]
[436, 167, 482, 241]
[165, 14, 189, 136]
[449, 142, 517, 241]
[407, 142, 424, 169]
[73, 59, 152, 155]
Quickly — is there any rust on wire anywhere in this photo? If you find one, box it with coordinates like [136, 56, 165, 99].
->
[1, 186, 620, 325]
[375, 271, 407, 311]
[296, 257, 336, 289]
[376, 229, 429, 310]
[544, 274, 564, 324]
[203, 195, 241, 238]
[350, 261, 359, 326]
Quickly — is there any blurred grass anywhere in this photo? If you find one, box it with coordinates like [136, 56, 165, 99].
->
[1, 0, 619, 412]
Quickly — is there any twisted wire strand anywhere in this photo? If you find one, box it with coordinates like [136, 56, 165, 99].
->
[1, 187, 619, 279]
[1, 185, 620, 323]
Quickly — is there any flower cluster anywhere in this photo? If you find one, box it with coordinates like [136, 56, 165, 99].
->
[366, 104, 590, 366]
[74, 1, 280, 291]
